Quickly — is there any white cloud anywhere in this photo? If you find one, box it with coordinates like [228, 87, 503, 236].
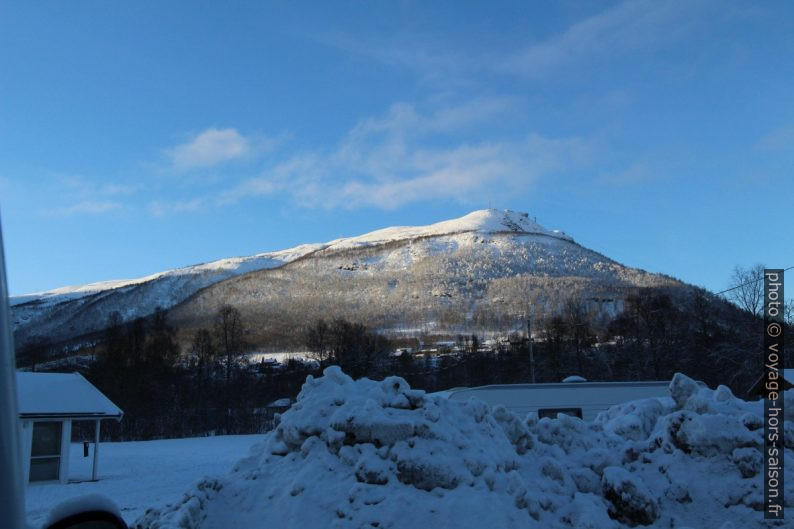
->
[216, 175, 282, 206]
[214, 101, 590, 210]
[165, 128, 259, 171]
[597, 163, 653, 187]
[347, 97, 514, 139]
[756, 126, 794, 151]
[309, 31, 470, 86]
[148, 198, 205, 217]
[501, 0, 713, 78]
[317, 1, 717, 84]
[54, 174, 140, 197]
[47, 201, 123, 216]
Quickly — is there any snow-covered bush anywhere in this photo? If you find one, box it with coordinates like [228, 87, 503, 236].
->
[135, 369, 792, 529]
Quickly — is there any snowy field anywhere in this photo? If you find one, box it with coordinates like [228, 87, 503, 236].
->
[25, 435, 263, 528]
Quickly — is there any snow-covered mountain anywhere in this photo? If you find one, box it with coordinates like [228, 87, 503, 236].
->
[11, 210, 565, 308]
[10, 244, 325, 308]
[11, 209, 680, 349]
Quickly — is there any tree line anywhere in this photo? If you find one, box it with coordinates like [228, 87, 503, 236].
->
[303, 285, 792, 398]
[81, 305, 314, 440]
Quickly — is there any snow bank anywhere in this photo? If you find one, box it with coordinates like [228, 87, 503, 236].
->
[135, 370, 792, 529]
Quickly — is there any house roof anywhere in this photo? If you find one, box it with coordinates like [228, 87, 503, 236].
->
[16, 372, 123, 419]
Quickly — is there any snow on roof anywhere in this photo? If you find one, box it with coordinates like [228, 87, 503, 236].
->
[266, 398, 291, 408]
[16, 372, 123, 419]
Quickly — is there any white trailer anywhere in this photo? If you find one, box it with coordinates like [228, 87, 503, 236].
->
[436, 379, 671, 421]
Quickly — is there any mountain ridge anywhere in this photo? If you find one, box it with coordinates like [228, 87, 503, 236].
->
[11, 209, 681, 350]
[11, 209, 567, 305]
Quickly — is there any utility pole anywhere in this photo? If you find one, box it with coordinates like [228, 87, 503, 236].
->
[527, 317, 536, 383]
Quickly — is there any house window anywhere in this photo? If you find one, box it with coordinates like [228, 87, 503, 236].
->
[30, 421, 61, 482]
[538, 408, 583, 419]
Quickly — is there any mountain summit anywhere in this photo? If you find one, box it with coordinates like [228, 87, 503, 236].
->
[318, 209, 573, 250]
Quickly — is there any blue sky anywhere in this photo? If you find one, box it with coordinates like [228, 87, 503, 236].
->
[1, 0, 792, 295]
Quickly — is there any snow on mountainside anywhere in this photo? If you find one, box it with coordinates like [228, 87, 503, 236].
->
[11, 209, 676, 349]
[168, 216, 678, 348]
[320, 209, 573, 251]
[10, 209, 565, 307]
[10, 243, 325, 307]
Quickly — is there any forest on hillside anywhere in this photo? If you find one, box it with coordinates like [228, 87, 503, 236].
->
[15, 278, 794, 441]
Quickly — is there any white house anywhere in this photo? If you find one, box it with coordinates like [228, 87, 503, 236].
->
[16, 372, 123, 483]
[434, 378, 670, 421]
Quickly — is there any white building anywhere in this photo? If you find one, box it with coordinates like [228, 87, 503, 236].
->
[17, 372, 123, 483]
[434, 378, 670, 421]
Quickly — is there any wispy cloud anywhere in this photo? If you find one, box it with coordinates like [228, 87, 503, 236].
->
[165, 128, 275, 171]
[316, 0, 716, 85]
[29, 175, 139, 217]
[312, 31, 473, 86]
[756, 126, 794, 151]
[597, 163, 653, 187]
[47, 201, 124, 217]
[148, 198, 205, 217]
[56, 174, 139, 197]
[347, 97, 514, 138]
[500, 0, 714, 78]
[211, 100, 590, 210]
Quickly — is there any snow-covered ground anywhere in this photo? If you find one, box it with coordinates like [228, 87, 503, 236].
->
[248, 351, 314, 364]
[136, 368, 793, 529]
[25, 435, 263, 528]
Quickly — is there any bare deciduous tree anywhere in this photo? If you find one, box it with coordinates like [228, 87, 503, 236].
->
[190, 328, 216, 368]
[726, 264, 765, 316]
[305, 319, 331, 364]
[214, 305, 245, 433]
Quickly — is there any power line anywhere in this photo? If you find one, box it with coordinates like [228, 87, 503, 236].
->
[714, 266, 793, 296]
[639, 266, 793, 315]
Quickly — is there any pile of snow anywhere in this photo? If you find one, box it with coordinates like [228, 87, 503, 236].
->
[135, 369, 793, 529]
